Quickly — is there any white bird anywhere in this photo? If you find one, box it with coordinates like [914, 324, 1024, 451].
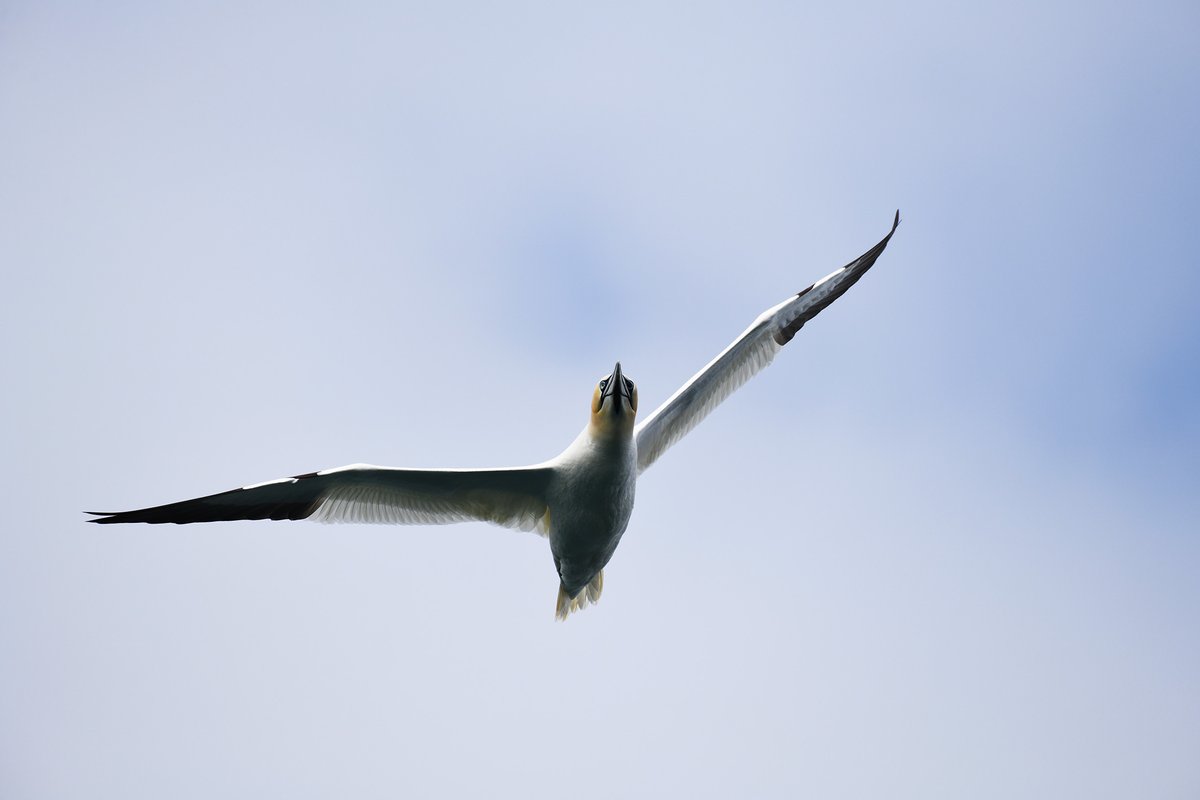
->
[90, 212, 900, 618]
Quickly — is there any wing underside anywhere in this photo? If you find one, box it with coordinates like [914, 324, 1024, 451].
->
[635, 211, 899, 473]
[88, 464, 554, 535]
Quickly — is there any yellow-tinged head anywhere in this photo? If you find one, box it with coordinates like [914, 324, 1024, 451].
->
[590, 361, 638, 433]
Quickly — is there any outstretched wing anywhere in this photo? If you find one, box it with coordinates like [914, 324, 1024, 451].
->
[635, 211, 900, 473]
[87, 463, 554, 535]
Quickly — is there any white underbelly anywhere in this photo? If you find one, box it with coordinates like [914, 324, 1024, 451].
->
[548, 461, 636, 591]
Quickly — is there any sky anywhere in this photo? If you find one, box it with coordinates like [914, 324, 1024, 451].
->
[1, 1, 1198, 797]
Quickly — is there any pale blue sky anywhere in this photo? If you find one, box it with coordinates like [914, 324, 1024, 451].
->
[2, 2, 1197, 798]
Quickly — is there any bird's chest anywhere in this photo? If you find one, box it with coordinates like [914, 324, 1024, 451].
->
[549, 449, 636, 558]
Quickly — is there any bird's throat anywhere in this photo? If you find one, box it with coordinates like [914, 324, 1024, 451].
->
[588, 411, 635, 441]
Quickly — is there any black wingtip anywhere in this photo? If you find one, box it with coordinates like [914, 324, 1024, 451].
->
[893, 209, 900, 231]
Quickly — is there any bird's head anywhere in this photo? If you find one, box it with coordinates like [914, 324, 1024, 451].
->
[590, 361, 638, 434]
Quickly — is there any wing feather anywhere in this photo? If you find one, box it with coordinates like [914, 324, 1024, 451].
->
[88, 464, 554, 535]
[635, 211, 899, 473]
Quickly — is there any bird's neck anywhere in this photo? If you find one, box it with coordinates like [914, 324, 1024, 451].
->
[588, 414, 635, 444]
[557, 416, 636, 471]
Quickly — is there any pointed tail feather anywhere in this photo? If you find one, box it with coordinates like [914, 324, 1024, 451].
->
[555, 570, 604, 620]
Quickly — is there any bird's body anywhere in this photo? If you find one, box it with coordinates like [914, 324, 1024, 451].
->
[547, 399, 638, 616]
[90, 212, 900, 618]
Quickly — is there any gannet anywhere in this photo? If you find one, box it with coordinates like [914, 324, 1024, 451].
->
[89, 212, 900, 618]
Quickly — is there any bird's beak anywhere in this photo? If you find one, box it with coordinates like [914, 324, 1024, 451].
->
[605, 361, 626, 414]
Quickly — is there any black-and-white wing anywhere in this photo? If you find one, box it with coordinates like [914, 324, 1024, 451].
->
[635, 211, 899, 473]
[88, 463, 554, 535]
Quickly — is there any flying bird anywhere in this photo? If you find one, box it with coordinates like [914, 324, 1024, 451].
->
[90, 212, 900, 618]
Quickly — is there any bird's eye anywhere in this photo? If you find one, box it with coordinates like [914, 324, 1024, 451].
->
[599, 379, 609, 391]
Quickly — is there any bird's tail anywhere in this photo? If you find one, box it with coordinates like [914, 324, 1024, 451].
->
[555, 570, 604, 620]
